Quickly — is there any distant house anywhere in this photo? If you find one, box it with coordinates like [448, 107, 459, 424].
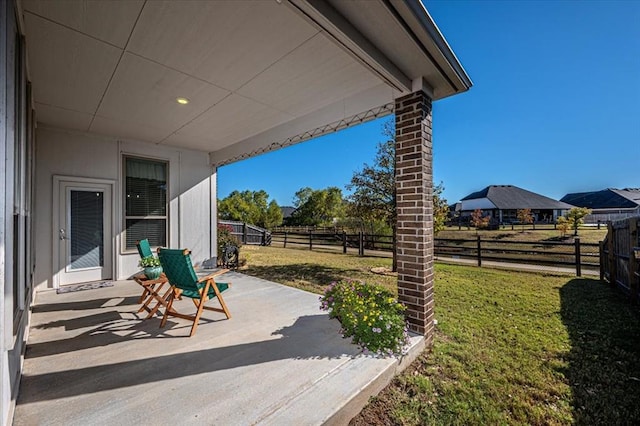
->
[456, 185, 573, 224]
[280, 206, 297, 226]
[561, 188, 640, 223]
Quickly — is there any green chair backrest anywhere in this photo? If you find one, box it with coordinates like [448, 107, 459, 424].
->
[136, 239, 153, 259]
[157, 248, 199, 292]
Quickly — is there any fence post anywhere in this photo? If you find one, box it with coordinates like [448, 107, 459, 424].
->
[359, 231, 364, 256]
[284, 231, 288, 248]
[342, 231, 347, 254]
[608, 222, 616, 287]
[511, 223, 514, 231]
[309, 231, 313, 251]
[629, 219, 638, 302]
[599, 240, 605, 282]
[574, 237, 582, 277]
[243, 223, 248, 244]
[477, 235, 482, 267]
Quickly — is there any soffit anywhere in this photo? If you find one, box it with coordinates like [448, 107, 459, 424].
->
[21, 0, 470, 162]
[326, 0, 468, 99]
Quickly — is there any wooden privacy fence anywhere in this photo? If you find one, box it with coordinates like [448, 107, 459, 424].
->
[218, 220, 271, 246]
[600, 217, 640, 302]
[270, 230, 599, 275]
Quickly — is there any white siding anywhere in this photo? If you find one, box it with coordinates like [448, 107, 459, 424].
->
[34, 127, 216, 289]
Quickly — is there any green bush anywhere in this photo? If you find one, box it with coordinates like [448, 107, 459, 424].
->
[320, 280, 409, 356]
[217, 224, 242, 260]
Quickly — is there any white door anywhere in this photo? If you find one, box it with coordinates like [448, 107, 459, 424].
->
[56, 180, 113, 285]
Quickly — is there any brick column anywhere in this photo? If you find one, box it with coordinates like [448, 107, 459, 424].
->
[395, 90, 434, 342]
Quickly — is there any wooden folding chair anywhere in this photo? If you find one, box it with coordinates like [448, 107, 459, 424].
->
[157, 248, 231, 337]
[134, 239, 169, 318]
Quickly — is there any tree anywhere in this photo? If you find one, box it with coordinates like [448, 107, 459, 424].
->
[564, 207, 592, 236]
[347, 120, 397, 269]
[347, 119, 448, 271]
[218, 190, 282, 229]
[470, 209, 490, 233]
[289, 186, 345, 226]
[516, 208, 533, 232]
[556, 216, 570, 238]
[433, 183, 449, 235]
[264, 200, 283, 230]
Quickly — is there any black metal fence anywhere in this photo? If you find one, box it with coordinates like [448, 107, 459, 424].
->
[270, 230, 600, 276]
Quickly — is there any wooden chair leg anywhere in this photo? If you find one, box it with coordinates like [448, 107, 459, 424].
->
[160, 291, 175, 328]
[211, 281, 232, 319]
[189, 283, 209, 337]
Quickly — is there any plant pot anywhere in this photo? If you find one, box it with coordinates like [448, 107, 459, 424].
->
[144, 265, 163, 280]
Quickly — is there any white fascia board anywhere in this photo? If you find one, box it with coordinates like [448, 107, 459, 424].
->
[288, 0, 411, 93]
[390, 0, 472, 94]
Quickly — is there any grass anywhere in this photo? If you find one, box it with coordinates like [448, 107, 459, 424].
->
[240, 245, 398, 294]
[439, 226, 607, 245]
[240, 245, 640, 425]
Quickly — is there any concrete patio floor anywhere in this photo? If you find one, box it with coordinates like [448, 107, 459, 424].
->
[14, 272, 424, 425]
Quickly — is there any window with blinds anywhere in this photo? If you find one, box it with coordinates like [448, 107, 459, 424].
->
[124, 157, 168, 250]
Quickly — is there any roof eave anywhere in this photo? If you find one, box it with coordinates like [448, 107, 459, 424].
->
[396, 0, 473, 94]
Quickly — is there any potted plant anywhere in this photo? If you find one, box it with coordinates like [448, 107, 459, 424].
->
[139, 256, 163, 280]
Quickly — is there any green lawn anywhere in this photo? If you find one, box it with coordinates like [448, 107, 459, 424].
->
[240, 246, 640, 425]
[439, 226, 607, 245]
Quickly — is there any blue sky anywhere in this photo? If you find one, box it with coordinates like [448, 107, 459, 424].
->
[219, 0, 639, 207]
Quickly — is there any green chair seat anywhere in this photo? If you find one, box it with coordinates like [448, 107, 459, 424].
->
[180, 282, 229, 300]
[157, 248, 231, 336]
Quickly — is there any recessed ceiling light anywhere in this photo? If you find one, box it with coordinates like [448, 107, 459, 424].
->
[176, 97, 189, 105]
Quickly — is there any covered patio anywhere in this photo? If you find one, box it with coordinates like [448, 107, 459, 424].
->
[14, 272, 423, 425]
[1, 0, 470, 423]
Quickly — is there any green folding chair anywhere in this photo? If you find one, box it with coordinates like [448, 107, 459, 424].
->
[157, 248, 231, 336]
[134, 240, 169, 317]
[136, 239, 154, 259]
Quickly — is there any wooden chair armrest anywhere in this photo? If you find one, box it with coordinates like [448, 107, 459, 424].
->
[197, 268, 230, 283]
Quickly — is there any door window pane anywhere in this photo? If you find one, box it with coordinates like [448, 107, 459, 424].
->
[69, 190, 104, 270]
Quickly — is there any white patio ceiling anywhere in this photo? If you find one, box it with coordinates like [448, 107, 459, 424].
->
[21, 0, 471, 165]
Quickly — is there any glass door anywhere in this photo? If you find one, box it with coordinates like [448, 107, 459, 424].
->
[57, 181, 112, 285]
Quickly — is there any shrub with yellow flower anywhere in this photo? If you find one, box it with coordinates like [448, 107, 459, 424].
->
[320, 280, 409, 356]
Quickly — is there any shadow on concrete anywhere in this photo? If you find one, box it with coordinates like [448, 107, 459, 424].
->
[559, 278, 640, 424]
[25, 314, 185, 358]
[31, 296, 140, 313]
[19, 314, 354, 404]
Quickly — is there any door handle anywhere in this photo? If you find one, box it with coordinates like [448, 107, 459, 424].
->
[59, 228, 67, 240]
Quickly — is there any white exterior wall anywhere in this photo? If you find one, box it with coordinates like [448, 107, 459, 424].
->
[34, 126, 217, 290]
